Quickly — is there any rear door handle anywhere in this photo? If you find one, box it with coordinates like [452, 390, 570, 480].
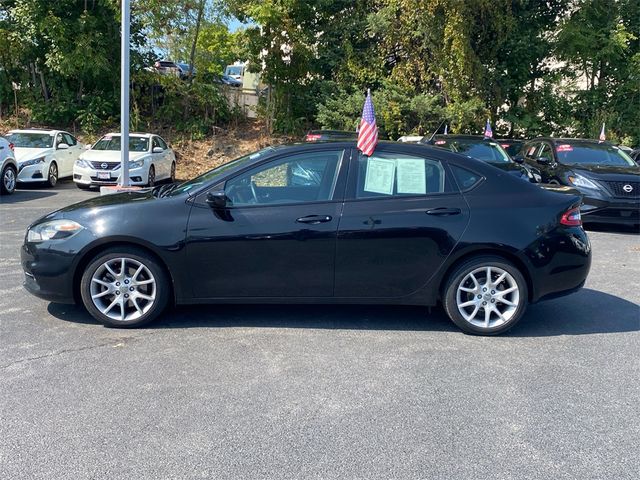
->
[426, 207, 461, 216]
[296, 215, 332, 224]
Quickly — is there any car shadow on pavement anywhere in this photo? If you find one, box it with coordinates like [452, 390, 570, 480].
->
[48, 288, 638, 336]
[585, 223, 639, 235]
[0, 189, 58, 204]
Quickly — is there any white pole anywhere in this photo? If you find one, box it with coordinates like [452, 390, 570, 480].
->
[120, 0, 130, 187]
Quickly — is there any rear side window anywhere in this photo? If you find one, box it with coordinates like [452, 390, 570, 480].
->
[450, 165, 482, 190]
[355, 152, 446, 199]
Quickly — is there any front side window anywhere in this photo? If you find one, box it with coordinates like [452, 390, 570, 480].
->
[63, 133, 77, 146]
[356, 152, 446, 199]
[225, 150, 343, 206]
[537, 143, 554, 161]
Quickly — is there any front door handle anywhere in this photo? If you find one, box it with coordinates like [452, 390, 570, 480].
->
[426, 207, 461, 216]
[296, 215, 332, 224]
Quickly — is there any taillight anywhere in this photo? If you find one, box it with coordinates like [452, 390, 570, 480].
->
[8, 142, 14, 151]
[305, 134, 321, 142]
[560, 207, 582, 226]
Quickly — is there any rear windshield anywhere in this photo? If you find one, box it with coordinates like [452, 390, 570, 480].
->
[92, 136, 149, 152]
[436, 139, 511, 163]
[7, 132, 53, 148]
[556, 143, 635, 167]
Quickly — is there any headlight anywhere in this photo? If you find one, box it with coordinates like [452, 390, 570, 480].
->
[129, 158, 145, 169]
[27, 220, 84, 242]
[75, 159, 91, 168]
[568, 174, 599, 190]
[21, 157, 46, 167]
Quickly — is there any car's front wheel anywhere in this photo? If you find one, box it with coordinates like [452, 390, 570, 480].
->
[443, 256, 528, 335]
[46, 162, 58, 187]
[1, 164, 17, 194]
[147, 165, 155, 187]
[80, 247, 170, 328]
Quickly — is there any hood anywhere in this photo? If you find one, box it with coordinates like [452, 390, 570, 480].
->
[80, 150, 148, 163]
[572, 164, 640, 181]
[15, 147, 54, 163]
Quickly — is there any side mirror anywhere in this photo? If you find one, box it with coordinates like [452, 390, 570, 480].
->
[57, 143, 69, 150]
[512, 155, 524, 164]
[537, 156, 552, 165]
[206, 190, 228, 209]
[152, 146, 164, 153]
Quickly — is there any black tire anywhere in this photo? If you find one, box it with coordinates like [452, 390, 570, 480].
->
[46, 161, 58, 187]
[170, 162, 176, 182]
[442, 255, 528, 335]
[1, 164, 17, 195]
[147, 165, 155, 187]
[80, 247, 170, 328]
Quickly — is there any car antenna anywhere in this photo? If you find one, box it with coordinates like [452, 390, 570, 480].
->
[424, 120, 448, 144]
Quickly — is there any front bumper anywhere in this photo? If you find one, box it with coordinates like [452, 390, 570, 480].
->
[21, 242, 77, 304]
[17, 163, 46, 183]
[581, 195, 640, 225]
[73, 165, 147, 187]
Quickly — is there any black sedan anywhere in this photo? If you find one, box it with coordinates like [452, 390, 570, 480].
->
[421, 135, 541, 183]
[518, 138, 640, 226]
[21, 142, 591, 335]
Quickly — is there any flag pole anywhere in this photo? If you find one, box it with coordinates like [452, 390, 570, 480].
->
[120, 0, 130, 187]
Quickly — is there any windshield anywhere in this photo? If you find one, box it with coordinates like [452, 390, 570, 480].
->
[92, 136, 149, 152]
[437, 139, 511, 163]
[7, 132, 53, 148]
[556, 143, 636, 167]
[225, 66, 243, 76]
[168, 147, 276, 196]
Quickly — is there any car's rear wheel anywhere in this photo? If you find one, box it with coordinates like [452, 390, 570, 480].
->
[46, 162, 58, 187]
[443, 256, 528, 335]
[1, 164, 17, 194]
[147, 165, 155, 187]
[80, 247, 169, 328]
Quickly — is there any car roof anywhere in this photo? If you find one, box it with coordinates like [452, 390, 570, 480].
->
[432, 134, 495, 141]
[103, 132, 154, 138]
[9, 128, 59, 134]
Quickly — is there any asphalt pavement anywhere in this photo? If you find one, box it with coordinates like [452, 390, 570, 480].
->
[1, 181, 639, 479]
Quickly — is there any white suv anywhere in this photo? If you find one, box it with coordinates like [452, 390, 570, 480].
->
[0, 136, 18, 195]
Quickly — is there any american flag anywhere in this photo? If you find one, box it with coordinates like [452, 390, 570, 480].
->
[599, 123, 606, 142]
[484, 118, 493, 138]
[357, 90, 378, 156]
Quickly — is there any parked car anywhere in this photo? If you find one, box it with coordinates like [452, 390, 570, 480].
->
[518, 138, 640, 226]
[422, 135, 541, 183]
[7, 129, 84, 187]
[0, 136, 18, 195]
[497, 139, 525, 157]
[175, 63, 196, 79]
[22, 141, 591, 335]
[153, 60, 180, 76]
[630, 149, 640, 164]
[304, 130, 357, 142]
[73, 133, 176, 189]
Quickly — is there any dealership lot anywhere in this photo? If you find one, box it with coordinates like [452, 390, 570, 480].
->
[1, 182, 639, 479]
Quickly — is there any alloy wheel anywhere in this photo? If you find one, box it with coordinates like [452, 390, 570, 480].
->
[90, 257, 157, 322]
[455, 266, 520, 329]
[48, 163, 58, 186]
[3, 167, 16, 192]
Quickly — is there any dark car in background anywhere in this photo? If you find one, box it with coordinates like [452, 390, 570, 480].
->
[304, 130, 357, 142]
[519, 138, 640, 226]
[21, 141, 590, 335]
[421, 135, 541, 183]
[498, 139, 525, 158]
[630, 149, 640, 165]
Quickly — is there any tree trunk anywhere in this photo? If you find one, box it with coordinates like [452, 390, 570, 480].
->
[39, 70, 49, 102]
[188, 0, 205, 83]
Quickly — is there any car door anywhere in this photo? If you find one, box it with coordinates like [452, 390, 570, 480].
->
[185, 147, 348, 298]
[62, 133, 82, 174]
[334, 148, 470, 298]
[534, 142, 557, 183]
[151, 136, 169, 178]
[52, 132, 71, 177]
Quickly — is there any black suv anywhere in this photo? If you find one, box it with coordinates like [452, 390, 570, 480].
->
[422, 135, 541, 183]
[518, 138, 640, 226]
